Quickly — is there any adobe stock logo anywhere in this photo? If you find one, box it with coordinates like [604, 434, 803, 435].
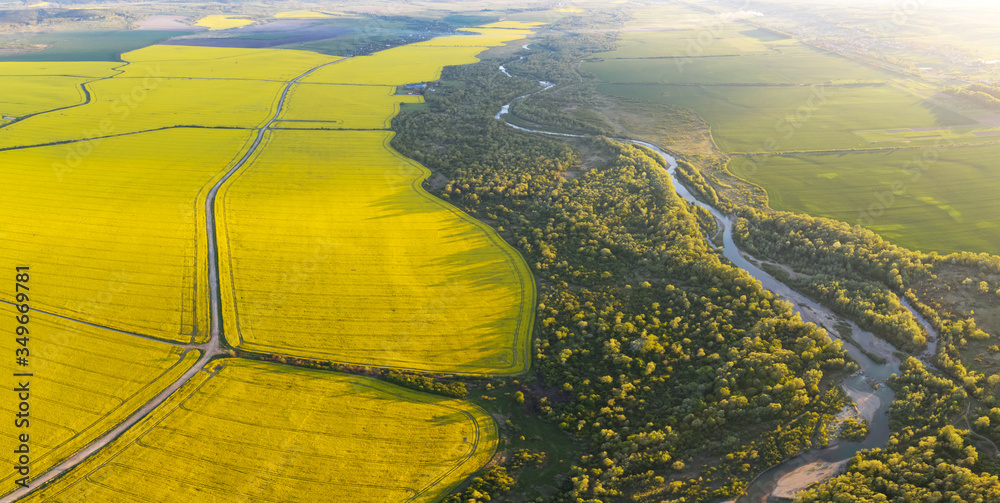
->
[875, 0, 924, 37]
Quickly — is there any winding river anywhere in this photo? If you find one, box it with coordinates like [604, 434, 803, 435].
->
[496, 73, 940, 502]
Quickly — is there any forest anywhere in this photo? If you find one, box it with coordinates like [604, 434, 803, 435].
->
[943, 84, 1000, 111]
[392, 12, 864, 502]
[390, 5, 1000, 502]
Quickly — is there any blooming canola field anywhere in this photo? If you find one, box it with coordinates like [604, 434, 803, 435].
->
[218, 24, 536, 374]
[278, 83, 422, 129]
[0, 128, 255, 341]
[0, 21, 538, 501]
[0, 76, 90, 118]
[0, 312, 199, 490]
[219, 130, 532, 373]
[20, 360, 497, 503]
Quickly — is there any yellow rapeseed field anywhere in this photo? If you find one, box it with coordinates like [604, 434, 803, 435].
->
[278, 84, 422, 128]
[301, 44, 486, 85]
[0, 128, 254, 341]
[301, 26, 535, 85]
[0, 61, 119, 119]
[0, 312, 198, 490]
[0, 77, 282, 149]
[270, 120, 346, 129]
[0, 76, 90, 118]
[217, 130, 534, 374]
[194, 14, 255, 30]
[1, 25, 541, 499]
[416, 27, 534, 47]
[0, 46, 338, 148]
[21, 359, 497, 503]
[116, 44, 339, 81]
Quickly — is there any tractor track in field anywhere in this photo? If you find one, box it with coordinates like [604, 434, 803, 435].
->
[0, 125, 253, 153]
[0, 63, 129, 137]
[0, 57, 348, 503]
[0, 300, 195, 348]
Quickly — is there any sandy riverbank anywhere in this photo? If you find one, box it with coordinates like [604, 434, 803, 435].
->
[772, 459, 849, 500]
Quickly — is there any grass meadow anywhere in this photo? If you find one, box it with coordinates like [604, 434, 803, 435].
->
[589, 27, 788, 60]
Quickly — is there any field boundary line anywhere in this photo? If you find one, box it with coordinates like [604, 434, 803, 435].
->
[16, 364, 223, 502]
[0, 299, 194, 347]
[212, 57, 350, 351]
[0, 348, 199, 489]
[0, 351, 211, 502]
[268, 126, 390, 131]
[0, 125, 253, 153]
[0, 56, 347, 502]
[0, 61, 129, 135]
[110, 76, 286, 83]
[728, 140, 1000, 157]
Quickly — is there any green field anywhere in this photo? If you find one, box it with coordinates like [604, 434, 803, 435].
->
[0, 312, 198, 490]
[588, 25, 792, 59]
[22, 359, 497, 503]
[0, 31, 185, 62]
[597, 83, 971, 152]
[587, 28, 780, 59]
[734, 144, 1000, 254]
[584, 43, 890, 85]
[615, 3, 723, 31]
[588, 4, 1000, 255]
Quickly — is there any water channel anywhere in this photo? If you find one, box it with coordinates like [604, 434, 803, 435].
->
[496, 74, 940, 501]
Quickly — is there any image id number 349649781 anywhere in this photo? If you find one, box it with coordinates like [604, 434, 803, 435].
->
[13, 266, 31, 488]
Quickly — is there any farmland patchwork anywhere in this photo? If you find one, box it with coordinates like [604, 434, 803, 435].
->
[0, 22, 539, 500]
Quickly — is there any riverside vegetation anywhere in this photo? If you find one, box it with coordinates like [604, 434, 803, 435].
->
[2, 1, 999, 501]
[393, 12, 859, 501]
[392, 5, 1000, 502]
